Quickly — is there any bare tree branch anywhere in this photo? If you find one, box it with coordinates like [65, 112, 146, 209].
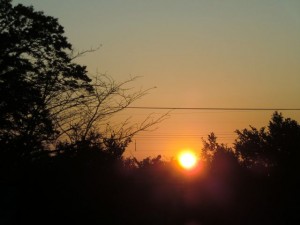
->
[70, 45, 102, 60]
[48, 74, 169, 151]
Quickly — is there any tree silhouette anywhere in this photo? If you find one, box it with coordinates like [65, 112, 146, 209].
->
[201, 132, 233, 164]
[3, 1, 300, 224]
[234, 111, 300, 176]
[2, 109, 299, 224]
[54, 74, 167, 159]
[0, 0, 168, 167]
[0, 0, 91, 163]
[199, 113, 300, 224]
[234, 111, 300, 223]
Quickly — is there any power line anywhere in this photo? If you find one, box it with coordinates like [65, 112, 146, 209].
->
[126, 106, 300, 111]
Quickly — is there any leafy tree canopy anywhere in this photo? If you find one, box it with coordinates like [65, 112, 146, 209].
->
[0, 0, 92, 157]
[234, 112, 300, 176]
[0, 0, 167, 168]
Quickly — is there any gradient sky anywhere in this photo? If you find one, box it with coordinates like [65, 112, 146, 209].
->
[14, 0, 300, 159]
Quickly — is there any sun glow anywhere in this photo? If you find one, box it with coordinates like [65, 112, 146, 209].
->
[178, 150, 197, 170]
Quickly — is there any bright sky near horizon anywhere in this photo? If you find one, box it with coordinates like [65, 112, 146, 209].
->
[14, 0, 300, 159]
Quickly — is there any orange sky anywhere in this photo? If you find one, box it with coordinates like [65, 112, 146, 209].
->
[15, 0, 300, 159]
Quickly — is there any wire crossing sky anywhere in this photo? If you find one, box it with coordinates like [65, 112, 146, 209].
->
[126, 107, 300, 111]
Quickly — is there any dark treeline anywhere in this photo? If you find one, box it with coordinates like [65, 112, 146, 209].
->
[1, 1, 300, 224]
[1, 111, 300, 225]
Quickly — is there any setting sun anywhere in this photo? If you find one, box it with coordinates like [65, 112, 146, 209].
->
[178, 151, 197, 169]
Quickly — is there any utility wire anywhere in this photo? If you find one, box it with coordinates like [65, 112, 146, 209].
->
[126, 107, 300, 111]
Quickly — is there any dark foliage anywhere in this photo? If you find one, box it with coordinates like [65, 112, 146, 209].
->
[2, 112, 300, 225]
[1, 1, 300, 224]
[0, 0, 91, 164]
[234, 111, 300, 223]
